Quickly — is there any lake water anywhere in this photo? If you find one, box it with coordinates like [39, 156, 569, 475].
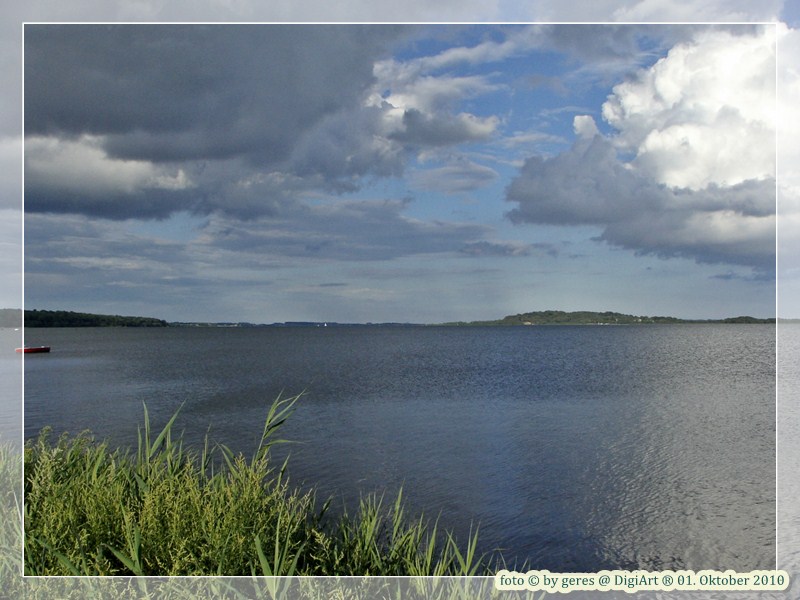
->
[21, 324, 776, 572]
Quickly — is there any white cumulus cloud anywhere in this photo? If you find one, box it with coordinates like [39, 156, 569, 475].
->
[601, 26, 776, 190]
[507, 26, 777, 274]
[573, 115, 600, 139]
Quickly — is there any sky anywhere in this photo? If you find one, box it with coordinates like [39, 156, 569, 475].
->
[3, 3, 797, 323]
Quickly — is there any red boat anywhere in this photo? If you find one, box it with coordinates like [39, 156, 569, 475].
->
[15, 346, 51, 353]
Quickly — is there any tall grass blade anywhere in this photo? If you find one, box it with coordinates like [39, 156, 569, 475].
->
[254, 392, 302, 463]
[105, 515, 145, 575]
[447, 524, 485, 576]
[147, 403, 183, 461]
[254, 533, 274, 578]
[105, 545, 143, 576]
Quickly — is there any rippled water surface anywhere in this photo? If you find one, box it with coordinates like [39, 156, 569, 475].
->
[23, 324, 775, 571]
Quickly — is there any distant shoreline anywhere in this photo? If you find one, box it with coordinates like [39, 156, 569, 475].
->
[1, 308, 778, 328]
[440, 310, 775, 326]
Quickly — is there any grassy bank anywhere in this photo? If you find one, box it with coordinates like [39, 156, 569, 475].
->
[0, 440, 23, 599]
[23, 395, 492, 577]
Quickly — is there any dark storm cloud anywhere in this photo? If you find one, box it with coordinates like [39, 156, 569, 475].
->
[24, 184, 202, 220]
[25, 25, 399, 165]
[24, 24, 503, 221]
[506, 135, 776, 272]
[19, 25, 495, 229]
[23, 25, 412, 221]
[22, 26, 525, 265]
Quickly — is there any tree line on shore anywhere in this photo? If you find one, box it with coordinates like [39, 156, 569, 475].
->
[5, 309, 168, 328]
[0, 308, 776, 329]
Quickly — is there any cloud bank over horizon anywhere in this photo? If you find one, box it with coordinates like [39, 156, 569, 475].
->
[20, 23, 780, 322]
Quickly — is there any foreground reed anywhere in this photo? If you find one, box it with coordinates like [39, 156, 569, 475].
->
[23, 394, 491, 577]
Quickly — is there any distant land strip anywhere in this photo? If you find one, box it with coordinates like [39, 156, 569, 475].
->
[442, 310, 776, 326]
[0, 308, 778, 328]
[4, 309, 168, 328]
